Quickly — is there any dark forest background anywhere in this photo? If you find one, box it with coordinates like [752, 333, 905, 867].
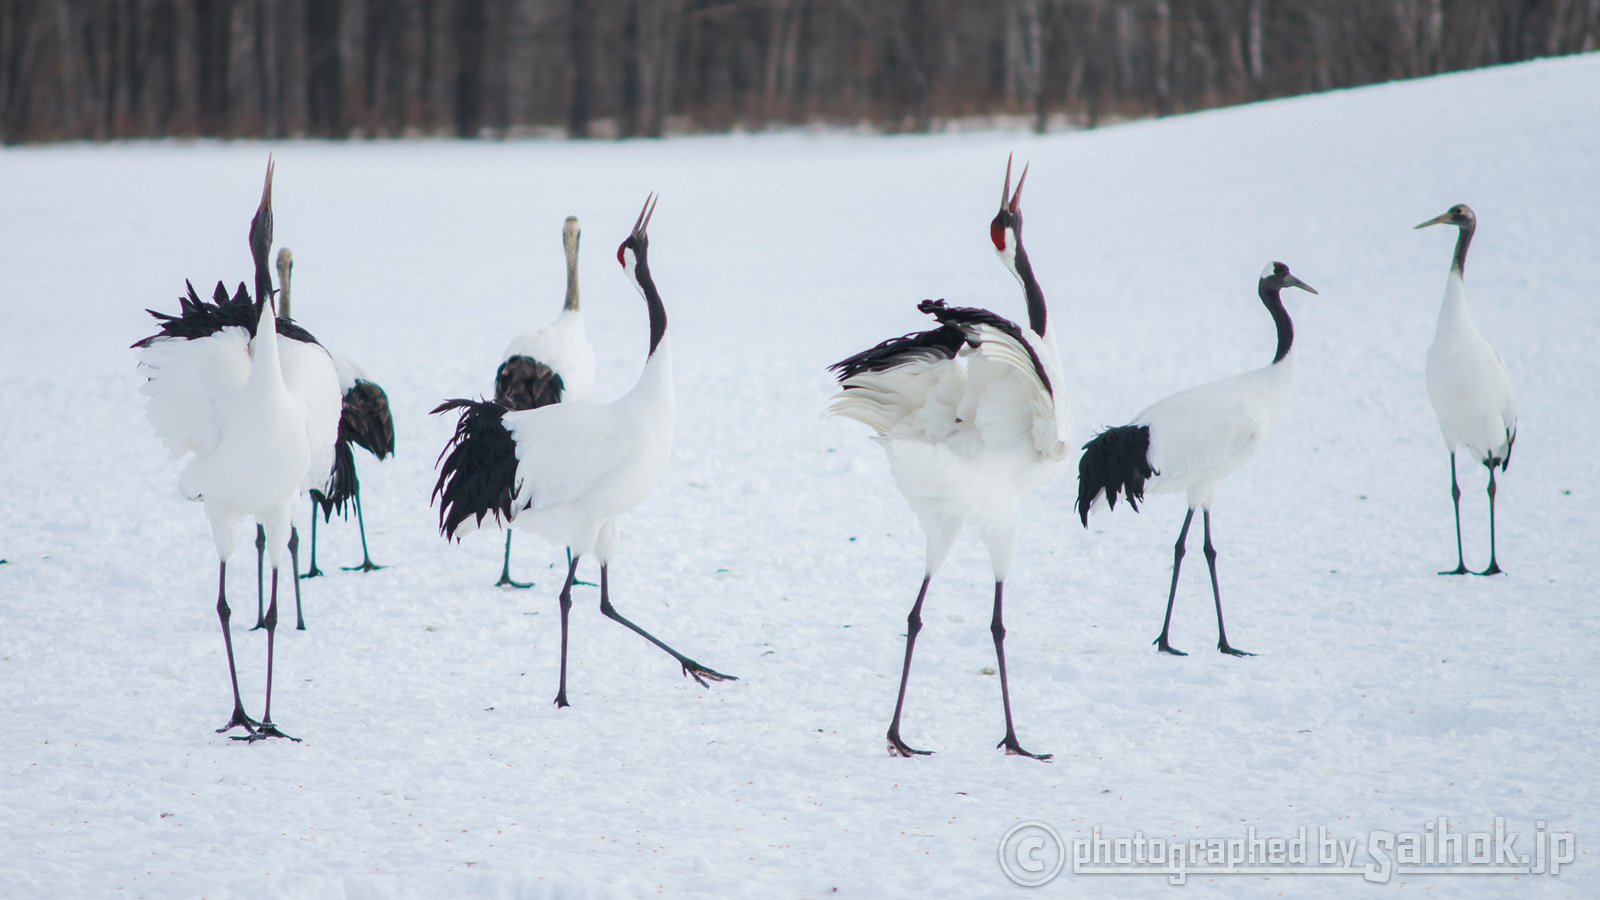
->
[1, 0, 1595, 143]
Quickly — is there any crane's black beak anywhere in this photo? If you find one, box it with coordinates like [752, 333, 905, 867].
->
[1414, 210, 1452, 230]
[632, 192, 659, 240]
[1000, 154, 1029, 214]
[249, 155, 275, 262]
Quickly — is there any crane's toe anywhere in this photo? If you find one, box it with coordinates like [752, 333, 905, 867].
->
[1154, 638, 1187, 656]
[888, 730, 933, 757]
[680, 661, 737, 688]
[1474, 562, 1504, 576]
[1218, 642, 1255, 657]
[998, 736, 1052, 761]
[230, 722, 300, 743]
[215, 706, 261, 735]
[1438, 564, 1470, 576]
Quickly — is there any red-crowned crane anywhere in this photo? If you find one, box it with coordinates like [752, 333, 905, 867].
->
[274, 247, 395, 581]
[1416, 204, 1516, 576]
[490, 216, 595, 588]
[1076, 262, 1317, 657]
[133, 158, 341, 741]
[826, 157, 1068, 761]
[431, 196, 735, 707]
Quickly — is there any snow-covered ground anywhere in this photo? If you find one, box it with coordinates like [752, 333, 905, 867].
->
[3, 55, 1598, 898]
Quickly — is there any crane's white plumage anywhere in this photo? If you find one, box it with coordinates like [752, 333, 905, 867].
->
[827, 157, 1063, 760]
[433, 196, 733, 707]
[1416, 203, 1516, 575]
[488, 216, 595, 587]
[134, 158, 339, 741]
[1077, 262, 1316, 657]
[273, 247, 394, 587]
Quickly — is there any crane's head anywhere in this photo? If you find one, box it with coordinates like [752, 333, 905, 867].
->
[1415, 203, 1475, 232]
[1259, 261, 1318, 296]
[990, 153, 1029, 282]
[616, 193, 659, 295]
[249, 155, 275, 267]
[276, 247, 293, 284]
[563, 215, 581, 256]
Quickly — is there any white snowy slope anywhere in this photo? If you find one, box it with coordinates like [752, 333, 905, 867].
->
[2, 54, 1599, 898]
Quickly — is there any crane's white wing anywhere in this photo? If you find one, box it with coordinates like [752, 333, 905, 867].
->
[137, 327, 253, 460]
[960, 323, 1067, 461]
[278, 336, 342, 493]
[1136, 380, 1264, 491]
[503, 400, 655, 513]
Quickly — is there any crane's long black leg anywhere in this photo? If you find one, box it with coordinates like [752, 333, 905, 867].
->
[991, 581, 1050, 760]
[886, 575, 934, 757]
[553, 553, 580, 708]
[301, 498, 325, 579]
[289, 526, 306, 631]
[236, 566, 299, 742]
[251, 526, 267, 630]
[341, 490, 384, 572]
[1203, 511, 1253, 656]
[598, 564, 737, 688]
[215, 561, 260, 736]
[1477, 461, 1504, 576]
[1155, 509, 1194, 656]
[1440, 455, 1468, 575]
[495, 531, 533, 589]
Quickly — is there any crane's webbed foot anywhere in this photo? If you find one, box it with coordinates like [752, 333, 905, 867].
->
[887, 728, 933, 758]
[216, 705, 262, 735]
[998, 735, 1052, 761]
[1154, 637, 1187, 656]
[680, 660, 738, 689]
[494, 573, 534, 589]
[1438, 564, 1469, 576]
[300, 565, 324, 580]
[342, 559, 384, 573]
[1218, 642, 1255, 657]
[1475, 562, 1503, 576]
[231, 721, 300, 743]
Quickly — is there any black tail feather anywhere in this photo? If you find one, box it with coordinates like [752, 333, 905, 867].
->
[431, 398, 520, 540]
[1076, 424, 1155, 526]
[311, 440, 359, 522]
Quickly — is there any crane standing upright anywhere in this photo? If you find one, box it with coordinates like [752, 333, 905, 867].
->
[133, 158, 341, 741]
[827, 157, 1068, 760]
[1416, 204, 1516, 576]
[433, 196, 735, 707]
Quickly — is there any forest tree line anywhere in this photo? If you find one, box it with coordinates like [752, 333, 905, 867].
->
[1, 0, 1596, 143]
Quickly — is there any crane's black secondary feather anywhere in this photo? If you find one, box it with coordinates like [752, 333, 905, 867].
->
[494, 356, 566, 411]
[133, 279, 321, 347]
[917, 299, 1054, 398]
[431, 398, 521, 539]
[828, 299, 1053, 398]
[1076, 425, 1156, 526]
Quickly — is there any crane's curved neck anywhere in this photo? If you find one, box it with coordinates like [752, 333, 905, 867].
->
[1013, 241, 1047, 337]
[563, 238, 581, 312]
[633, 260, 668, 357]
[1261, 283, 1293, 365]
[278, 267, 293, 320]
[253, 250, 274, 323]
[1450, 222, 1474, 276]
